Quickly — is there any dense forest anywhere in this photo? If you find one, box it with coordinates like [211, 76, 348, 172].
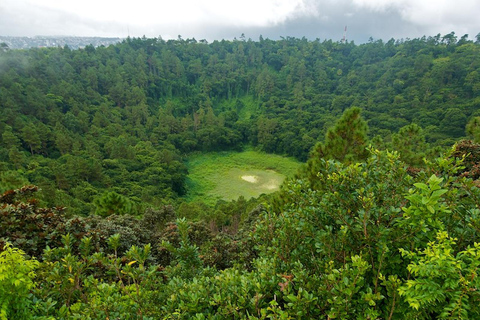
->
[2, 33, 480, 318]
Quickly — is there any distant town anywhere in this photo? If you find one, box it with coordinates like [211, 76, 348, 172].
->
[0, 36, 123, 49]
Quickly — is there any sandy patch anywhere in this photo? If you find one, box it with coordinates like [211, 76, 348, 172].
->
[261, 181, 279, 190]
[241, 175, 258, 183]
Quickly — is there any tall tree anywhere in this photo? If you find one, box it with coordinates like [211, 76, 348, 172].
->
[305, 107, 369, 189]
[391, 123, 428, 167]
[21, 126, 41, 155]
[310, 107, 368, 163]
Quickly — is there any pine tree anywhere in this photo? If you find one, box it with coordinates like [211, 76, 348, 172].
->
[466, 116, 480, 142]
[1, 126, 20, 149]
[391, 123, 427, 167]
[304, 107, 368, 189]
[313, 107, 368, 163]
[93, 191, 133, 217]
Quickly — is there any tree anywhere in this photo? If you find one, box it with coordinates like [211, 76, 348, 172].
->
[391, 123, 428, 167]
[8, 148, 25, 169]
[1, 126, 20, 149]
[93, 191, 133, 217]
[309, 106, 368, 163]
[441, 108, 467, 138]
[0, 243, 39, 320]
[466, 116, 480, 142]
[399, 231, 480, 318]
[21, 126, 41, 155]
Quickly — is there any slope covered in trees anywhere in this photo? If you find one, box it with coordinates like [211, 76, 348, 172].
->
[1, 33, 480, 212]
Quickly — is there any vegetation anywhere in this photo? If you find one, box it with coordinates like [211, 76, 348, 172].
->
[185, 150, 300, 204]
[3, 144, 480, 318]
[2, 32, 480, 318]
[1, 32, 480, 211]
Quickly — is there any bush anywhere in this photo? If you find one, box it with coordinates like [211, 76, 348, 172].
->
[0, 243, 39, 320]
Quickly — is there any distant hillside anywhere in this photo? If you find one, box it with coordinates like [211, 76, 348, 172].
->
[0, 36, 123, 49]
[1, 33, 479, 214]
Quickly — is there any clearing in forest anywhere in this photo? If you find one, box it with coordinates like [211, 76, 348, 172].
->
[184, 150, 300, 204]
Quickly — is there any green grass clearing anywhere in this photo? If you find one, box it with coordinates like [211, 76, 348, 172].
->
[184, 150, 301, 204]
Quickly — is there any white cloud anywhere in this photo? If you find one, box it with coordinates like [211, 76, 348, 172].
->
[23, 0, 315, 28]
[1, 0, 479, 42]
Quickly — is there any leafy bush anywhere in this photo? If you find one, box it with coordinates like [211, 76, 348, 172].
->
[0, 243, 39, 320]
[0, 186, 68, 257]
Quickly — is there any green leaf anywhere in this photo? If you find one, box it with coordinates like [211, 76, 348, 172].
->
[413, 183, 429, 191]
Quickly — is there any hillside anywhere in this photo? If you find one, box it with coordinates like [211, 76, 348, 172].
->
[1, 33, 480, 213]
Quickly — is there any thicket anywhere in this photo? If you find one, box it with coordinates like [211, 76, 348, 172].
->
[2, 143, 480, 318]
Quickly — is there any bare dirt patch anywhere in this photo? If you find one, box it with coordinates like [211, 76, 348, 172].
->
[241, 175, 258, 183]
[260, 181, 278, 190]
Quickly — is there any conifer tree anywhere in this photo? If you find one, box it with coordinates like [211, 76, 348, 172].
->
[304, 107, 368, 189]
[391, 123, 427, 167]
[466, 116, 480, 142]
[1, 126, 20, 149]
[313, 107, 368, 163]
[93, 191, 133, 217]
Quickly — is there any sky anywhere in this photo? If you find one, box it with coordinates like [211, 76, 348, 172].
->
[1, 0, 480, 43]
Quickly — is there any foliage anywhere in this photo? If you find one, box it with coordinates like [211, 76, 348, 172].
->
[35, 233, 163, 319]
[391, 123, 428, 167]
[466, 116, 480, 142]
[311, 107, 369, 163]
[161, 218, 204, 279]
[259, 149, 480, 319]
[2, 146, 480, 318]
[0, 243, 39, 320]
[1, 34, 478, 209]
[0, 185, 69, 257]
[93, 191, 134, 217]
[399, 231, 480, 319]
[305, 107, 369, 190]
[451, 139, 480, 180]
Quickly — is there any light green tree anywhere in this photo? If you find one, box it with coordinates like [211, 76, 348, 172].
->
[0, 243, 39, 320]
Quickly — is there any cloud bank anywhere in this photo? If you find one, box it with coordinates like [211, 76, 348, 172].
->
[1, 0, 479, 43]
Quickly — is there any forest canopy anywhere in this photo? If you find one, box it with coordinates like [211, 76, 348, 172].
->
[1, 33, 480, 212]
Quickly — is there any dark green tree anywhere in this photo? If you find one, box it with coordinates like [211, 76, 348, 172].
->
[93, 191, 133, 217]
[304, 107, 368, 189]
[309, 107, 368, 161]
[1, 126, 21, 149]
[466, 116, 480, 142]
[21, 126, 41, 155]
[391, 123, 428, 167]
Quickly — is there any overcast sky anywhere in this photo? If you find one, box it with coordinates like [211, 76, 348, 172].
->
[1, 0, 480, 43]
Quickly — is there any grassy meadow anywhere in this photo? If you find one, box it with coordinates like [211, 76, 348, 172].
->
[184, 150, 301, 204]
